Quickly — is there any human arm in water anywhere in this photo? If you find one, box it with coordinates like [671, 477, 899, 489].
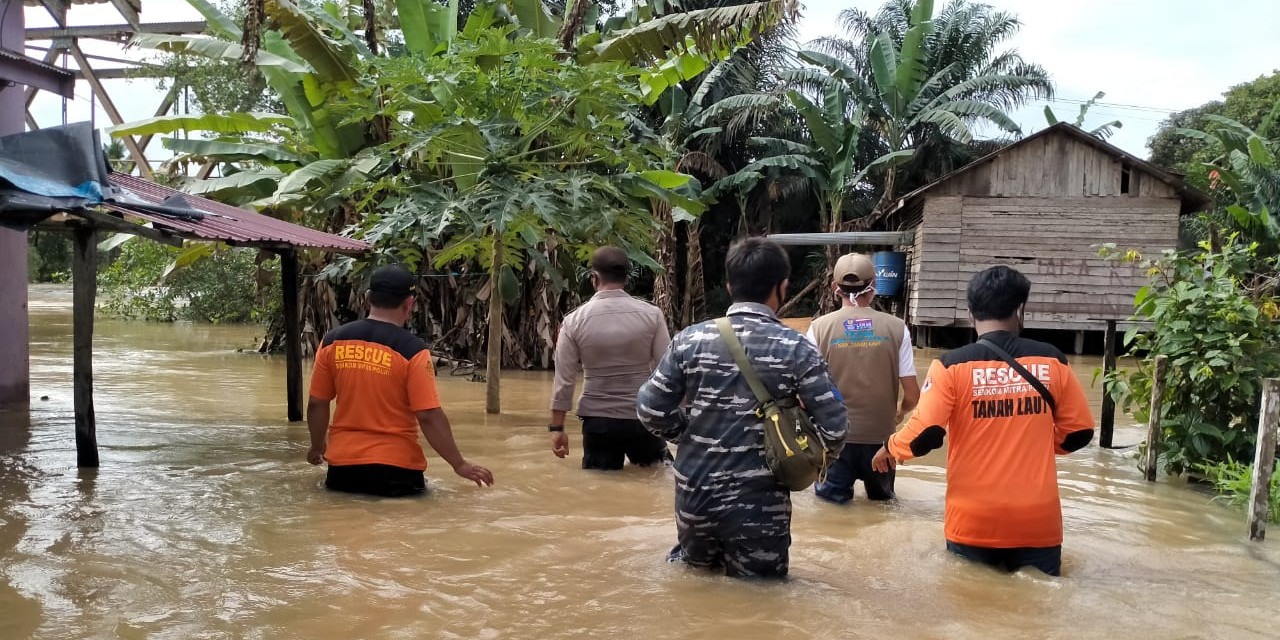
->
[306, 396, 330, 465]
[549, 318, 582, 458]
[417, 408, 494, 487]
[1051, 360, 1095, 454]
[873, 359, 952, 473]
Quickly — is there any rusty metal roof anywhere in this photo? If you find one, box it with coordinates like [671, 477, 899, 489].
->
[102, 172, 369, 254]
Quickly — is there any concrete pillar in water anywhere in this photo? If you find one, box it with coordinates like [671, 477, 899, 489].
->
[0, 0, 31, 406]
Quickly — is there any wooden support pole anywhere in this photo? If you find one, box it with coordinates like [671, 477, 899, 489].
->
[1142, 354, 1169, 482]
[1100, 320, 1118, 449]
[72, 227, 99, 467]
[281, 249, 303, 422]
[1248, 379, 1280, 541]
[485, 237, 503, 415]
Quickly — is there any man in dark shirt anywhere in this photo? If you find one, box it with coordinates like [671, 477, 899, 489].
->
[637, 238, 847, 578]
[307, 265, 493, 496]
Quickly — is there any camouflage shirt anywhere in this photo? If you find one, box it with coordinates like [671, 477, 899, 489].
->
[636, 303, 848, 498]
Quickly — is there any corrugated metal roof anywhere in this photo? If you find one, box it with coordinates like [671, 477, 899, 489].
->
[104, 172, 369, 254]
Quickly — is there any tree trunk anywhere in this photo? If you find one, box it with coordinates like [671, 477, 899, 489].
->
[362, 0, 380, 55]
[485, 236, 503, 414]
[817, 197, 842, 314]
[556, 0, 590, 52]
[777, 277, 823, 318]
[682, 221, 706, 328]
[652, 201, 680, 334]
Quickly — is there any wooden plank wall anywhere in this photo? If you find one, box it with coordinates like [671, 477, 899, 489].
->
[908, 196, 963, 326]
[948, 196, 1179, 329]
[910, 129, 1183, 330]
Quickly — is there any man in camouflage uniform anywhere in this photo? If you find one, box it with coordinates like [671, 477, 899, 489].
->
[637, 237, 847, 578]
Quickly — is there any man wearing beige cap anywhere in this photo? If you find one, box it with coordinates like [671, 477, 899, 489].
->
[805, 253, 919, 503]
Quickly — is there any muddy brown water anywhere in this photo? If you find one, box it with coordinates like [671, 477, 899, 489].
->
[2, 285, 1279, 640]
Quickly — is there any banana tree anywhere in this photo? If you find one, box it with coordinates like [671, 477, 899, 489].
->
[1177, 109, 1280, 247]
[1044, 91, 1123, 140]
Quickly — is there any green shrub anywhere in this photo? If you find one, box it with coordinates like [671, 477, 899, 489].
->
[1198, 458, 1280, 523]
[1107, 237, 1280, 475]
[98, 239, 278, 324]
[27, 230, 72, 283]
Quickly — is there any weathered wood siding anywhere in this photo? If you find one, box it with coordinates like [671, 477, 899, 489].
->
[908, 130, 1182, 330]
[909, 196, 963, 326]
[927, 133, 1179, 199]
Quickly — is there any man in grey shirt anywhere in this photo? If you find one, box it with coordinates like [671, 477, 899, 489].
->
[549, 246, 672, 470]
[637, 238, 848, 578]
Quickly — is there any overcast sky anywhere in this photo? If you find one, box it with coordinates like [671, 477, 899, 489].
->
[24, 0, 1280, 160]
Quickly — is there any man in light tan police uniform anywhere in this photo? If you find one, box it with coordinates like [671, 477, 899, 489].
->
[548, 246, 671, 469]
[805, 253, 920, 503]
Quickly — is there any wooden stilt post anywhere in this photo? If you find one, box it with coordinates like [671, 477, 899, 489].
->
[1247, 379, 1280, 541]
[485, 236, 503, 415]
[281, 249, 303, 422]
[1100, 320, 1117, 449]
[1142, 355, 1169, 481]
[72, 227, 99, 467]
[1073, 330, 1085, 355]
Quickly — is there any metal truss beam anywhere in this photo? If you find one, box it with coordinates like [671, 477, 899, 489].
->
[26, 21, 207, 42]
[68, 40, 153, 179]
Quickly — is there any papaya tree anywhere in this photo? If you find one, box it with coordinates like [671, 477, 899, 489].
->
[352, 28, 695, 413]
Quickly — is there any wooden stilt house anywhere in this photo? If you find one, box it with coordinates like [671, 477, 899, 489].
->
[882, 123, 1212, 338]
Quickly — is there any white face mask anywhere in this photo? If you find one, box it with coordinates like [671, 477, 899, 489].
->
[844, 282, 875, 307]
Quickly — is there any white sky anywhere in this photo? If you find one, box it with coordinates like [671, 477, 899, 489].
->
[23, 0, 1280, 160]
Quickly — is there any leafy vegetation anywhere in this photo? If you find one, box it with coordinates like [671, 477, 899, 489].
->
[1044, 91, 1122, 141]
[1148, 71, 1280, 210]
[1198, 458, 1280, 523]
[98, 241, 278, 324]
[102, 0, 1065, 412]
[1110, 92, 1280, 477]
[1107, 239, 1280, 475]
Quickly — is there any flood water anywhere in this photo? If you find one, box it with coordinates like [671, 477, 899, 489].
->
[2, 285, 1279, 640]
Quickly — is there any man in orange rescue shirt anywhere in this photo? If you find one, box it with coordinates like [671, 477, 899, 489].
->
[307, 265, 494, 496]
[872, 265, 1093, 576]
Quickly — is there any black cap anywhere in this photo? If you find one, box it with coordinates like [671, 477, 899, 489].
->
[369, 265, 416, 297]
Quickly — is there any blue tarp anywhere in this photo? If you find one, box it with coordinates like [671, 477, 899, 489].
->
[0, 122, 209, 231]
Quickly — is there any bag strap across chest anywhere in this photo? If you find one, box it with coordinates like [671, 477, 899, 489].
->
[976, 338, 1056, 415]
[715, 317, 773, 406]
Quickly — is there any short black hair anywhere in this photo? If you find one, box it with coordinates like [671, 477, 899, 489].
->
[591, 246, 630, 285]
[725, 237, 790, 304]
[368, 265, 416, 309]
[370, 289, 411, 309]
[967, 265, 1031, 320]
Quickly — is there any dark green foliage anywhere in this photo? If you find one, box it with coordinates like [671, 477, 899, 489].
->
[1107, 239, 1280, 475]
[809, 0, 1053, 193]
[27, 231, 72, 283]
[98, 241, 279, 324]
[1198, 458, 1280, 523]
[1148, 71, 1280, 201]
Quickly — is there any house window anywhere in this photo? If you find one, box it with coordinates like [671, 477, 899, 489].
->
[1120, 162, 1132, 194]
